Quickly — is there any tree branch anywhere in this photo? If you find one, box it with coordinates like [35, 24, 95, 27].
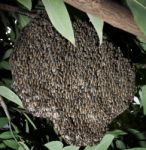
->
[0, 3, 37, 18]
[64, 0, 146, 40]
[1, 1, 146, 40]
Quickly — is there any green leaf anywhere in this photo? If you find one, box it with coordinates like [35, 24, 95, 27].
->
[3, 139, 19, 150]
[42, 0, 75, 45]
[23, 113, 37, 130]
[85, 146, 97, 150]
[18, 146, 26, 150]
[11, 123, 19, 134]
[18, 15, 30, 29]
[63, 146, 79, 150]
[2, 49, 12, 60]
[116, 140, 126, 149]
[140, 85, 146, 115]
[0, 86, 24, 108]
[0, 61, 11, 70]
[107, 129, 127, 137]
[17, 0, 32, 10]
[18, 142, 30, 150]
[44, 141, 63, 150]
[0, 95, 11, 121]
[0, 131, 15, 139]
[0, 117, 8, 128]
[31, 146, 34, 150]
[96, 134, 114, 149]
[10, 30, 16, 42]
[0, 143, 6, 149]
[87, 13, 104, 45]
[126, 0, 146, 36]
[128, 129, 146, 141]
[85, 134, 114, 150]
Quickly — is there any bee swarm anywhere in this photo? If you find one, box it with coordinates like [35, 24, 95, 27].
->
[10, 14, 135, 146]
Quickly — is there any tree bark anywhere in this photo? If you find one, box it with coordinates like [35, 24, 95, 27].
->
[64, 0, 146, 40]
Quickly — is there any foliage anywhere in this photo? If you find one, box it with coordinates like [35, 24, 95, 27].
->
[139, 85, 146, 115]
[17, 0, 32, 10]
[126, 0, 146, 37]
[42, 0, 75, 45]
[44, 141, 64, 150]
[125, 0, 146, 51]
[84, 134, 114, 150]
[0, 0, 146, 150]
[87, 13, 104, 45]
[0, 86, 23, 108]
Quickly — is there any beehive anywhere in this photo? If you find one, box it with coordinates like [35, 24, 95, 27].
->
[10, 14, 135, 146]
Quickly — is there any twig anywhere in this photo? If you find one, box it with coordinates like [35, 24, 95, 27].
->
[0, 3, 37, 18]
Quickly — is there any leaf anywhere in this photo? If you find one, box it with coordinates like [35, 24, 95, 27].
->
[95, 134, 114, 149]
[63, 146, 79, 150]
[0, 143, 6, 149]
[23, 113, 37, 130]
[0, 131, 15, 139]
[85, 134, 114, 150]
[0, 86, 24, 108]
[0, 117, 8, 128]
[31, 146, 34, 150]
[0, 61, 11, 70]
[17, 0, 32, 10]
[44, 141, 63, 150]
[2, 49, 12, 60]
[128, 129, 146, 140]
[10, 30, 16, 42]
[84, 146, 97, 150]
[18, 142, 30, 150]
[87, 13, 104, 45]
[18, 146, 26, 150]
[126, 0, 146, 36]
[42, 0, 75, 45]
[0, 96, 11, 121]
[18, 15, 30, 29]
[11, 123, 19, 134]
[3, 139, 19, 150]
[116, 140, 126, 149]
[139, 85, 146, 115]
[107, 129, 127, 137]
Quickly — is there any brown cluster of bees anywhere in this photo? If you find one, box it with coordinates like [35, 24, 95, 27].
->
[10, 14, 135, 146]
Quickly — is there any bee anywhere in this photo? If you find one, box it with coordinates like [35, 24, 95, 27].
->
[10, 13, 136, 146]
